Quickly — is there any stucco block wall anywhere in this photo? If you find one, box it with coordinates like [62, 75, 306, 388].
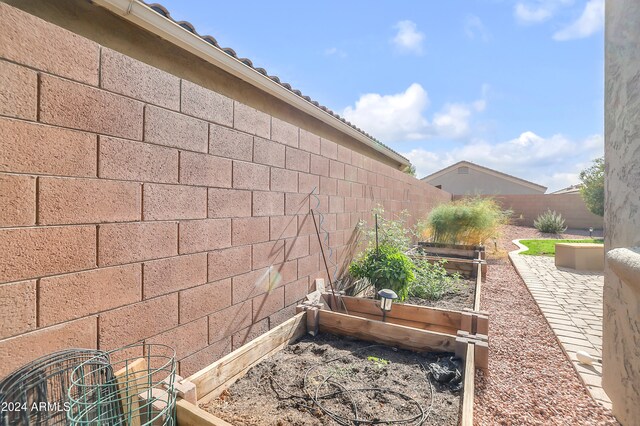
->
[603, 0, 640, 423]
[0, 3, 450, 378]
[454, 193, 603, 229]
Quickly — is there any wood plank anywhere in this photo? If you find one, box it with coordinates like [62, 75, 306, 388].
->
[416, 244, 478, 258]
[474, 340, 489, 370]
[329, 309, 458, 335]
[114, 357, 148, 426]
[306, 307, 319, 336]
[476, 315, 488, 335]
[325, 294, 463, 329]
[460, 312, 473, 333]
[187, 312, 307, 400]
[474, 261, 482, 311]
[176, 399, 233, 426]
[460, 343, 475, 426]
[318, 310, 456, 352]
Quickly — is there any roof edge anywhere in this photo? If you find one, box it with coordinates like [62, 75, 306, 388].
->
[422, 160, 547, 192]
[92, 0, 410, 167]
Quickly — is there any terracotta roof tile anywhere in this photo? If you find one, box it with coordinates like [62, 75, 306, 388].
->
[144, 2, 407, 163]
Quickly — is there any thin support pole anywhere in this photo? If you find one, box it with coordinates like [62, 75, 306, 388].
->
[375, 213, 379, 255]
[310, 209, 348, 314]
[310, 209, 335, 310]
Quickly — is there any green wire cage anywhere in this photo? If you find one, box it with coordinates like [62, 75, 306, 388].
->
[67, 344, 177, 426]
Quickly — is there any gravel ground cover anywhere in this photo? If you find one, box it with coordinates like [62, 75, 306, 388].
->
[474, 225, 618, 425]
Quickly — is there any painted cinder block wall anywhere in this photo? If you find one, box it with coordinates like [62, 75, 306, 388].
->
[0, 3, 450, 378]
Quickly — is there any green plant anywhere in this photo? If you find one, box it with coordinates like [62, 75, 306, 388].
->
[357, 206, 413, 252]
[519, 238, 603, 256]
[409, 259, 462, 300]
[367, 356, 390, 369]
[534, 210, 567, 234]
[349, 245, 415, 301]
[418, 198, 510, 245]
[579, 157, 604, 217]
[404, 164, 417, 177]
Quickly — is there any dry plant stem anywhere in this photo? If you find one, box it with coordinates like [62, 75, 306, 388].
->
[311, 208, 349, 314]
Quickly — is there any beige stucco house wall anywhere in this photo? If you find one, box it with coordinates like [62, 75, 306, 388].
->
[603, 0, 640, 424]
[422, 161, 547, 195]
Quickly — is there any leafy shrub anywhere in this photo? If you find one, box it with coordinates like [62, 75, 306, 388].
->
[357, 206, 413, 252]
[534, 209, 567, 234]
[579, 157, 604, 217]
[418, 198, 510, 245]
[409, 259, 462, 300]
[349, 245, 415, 301]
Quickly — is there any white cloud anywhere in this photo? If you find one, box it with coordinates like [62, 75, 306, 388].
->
[515, 3, 554, 23]
[391, 20, 425, 55]
[343, 83, 430, 141]
[324, 47, 347, 58]
[464, 15, 490, 42]
[403, 132, 603, 192]
[553, 0, 604, 40]
[342, 84, 487, 142]
[432, 104, 474, 139]
[514, 0, 573, 24]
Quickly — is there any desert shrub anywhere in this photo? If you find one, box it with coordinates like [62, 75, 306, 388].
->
[418, 198, 510, 245]
[357, 206, 413, 252]
[349, 245, 414, 301]
[534, 209, 567, 234]
[409, 259, 462, 300]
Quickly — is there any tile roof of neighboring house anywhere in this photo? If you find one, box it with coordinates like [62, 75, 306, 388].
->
[421, 160, 548, 192]
[551, 184, 582, 194]
[140, 2, 408, 164]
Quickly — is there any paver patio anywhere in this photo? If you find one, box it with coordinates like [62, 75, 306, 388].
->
[509, 241, 611, 409]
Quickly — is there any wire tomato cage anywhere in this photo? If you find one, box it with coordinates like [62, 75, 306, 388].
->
[66, 343, 177, 426]
[0, 349, 104, 426]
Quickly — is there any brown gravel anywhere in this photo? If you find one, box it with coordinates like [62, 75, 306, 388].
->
[474, 225, 618, 425]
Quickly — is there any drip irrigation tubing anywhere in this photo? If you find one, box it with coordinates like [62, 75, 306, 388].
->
[261, 344, 434, 425]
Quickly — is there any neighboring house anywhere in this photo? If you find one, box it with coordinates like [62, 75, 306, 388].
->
[422, 161, 547, 195]
[550, 184, 581, 194]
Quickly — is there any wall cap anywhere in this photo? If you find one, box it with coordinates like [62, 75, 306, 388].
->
[607, 247, 640, 292]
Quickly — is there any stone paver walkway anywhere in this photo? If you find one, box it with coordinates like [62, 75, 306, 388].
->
[509, 242, 611, 409]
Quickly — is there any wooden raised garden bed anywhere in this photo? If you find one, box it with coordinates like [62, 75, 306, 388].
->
[173, 295, 489, 426]
[414, 242, 487, 280]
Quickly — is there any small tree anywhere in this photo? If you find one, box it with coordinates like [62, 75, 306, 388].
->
[579, 157, 604, 217]
[404, 164, 417, 177]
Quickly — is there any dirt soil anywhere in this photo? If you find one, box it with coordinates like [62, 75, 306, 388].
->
[202, 334, 462, 425]
[474, 225, 618, 425]
[405, 278, 475, 311]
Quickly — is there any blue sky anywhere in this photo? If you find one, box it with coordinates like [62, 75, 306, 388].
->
[158, 0, 604, 192]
